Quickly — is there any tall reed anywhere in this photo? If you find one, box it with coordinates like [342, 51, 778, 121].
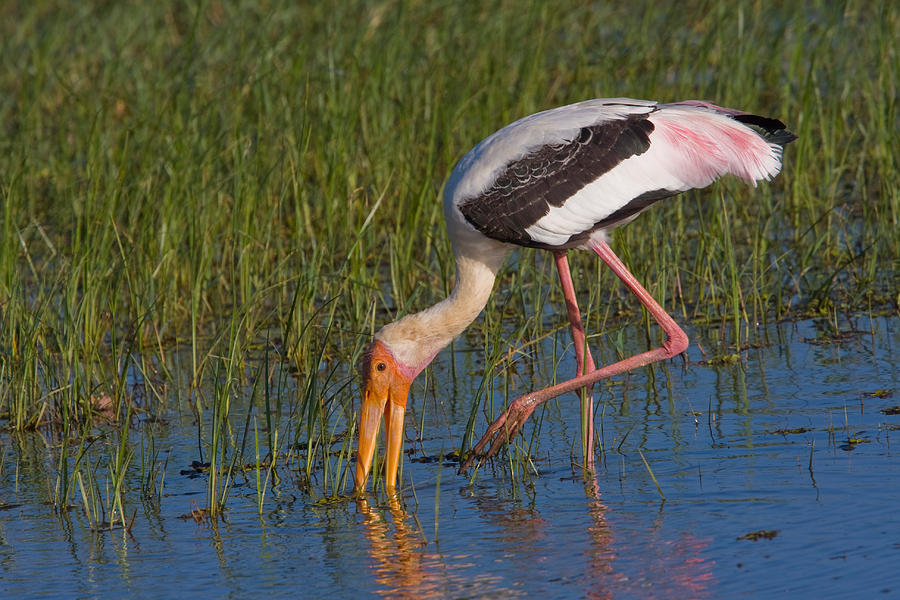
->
[0, 0, 896, 503]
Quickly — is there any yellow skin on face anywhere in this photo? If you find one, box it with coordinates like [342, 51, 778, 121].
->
[355, 341, 412, 494]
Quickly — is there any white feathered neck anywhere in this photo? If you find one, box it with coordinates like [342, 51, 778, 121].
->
[375, 235, 508, 375]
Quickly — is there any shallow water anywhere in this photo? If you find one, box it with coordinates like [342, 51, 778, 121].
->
[2, 314, 899, 599]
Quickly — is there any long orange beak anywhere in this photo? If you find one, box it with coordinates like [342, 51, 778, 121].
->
[355, 348, 411, 494]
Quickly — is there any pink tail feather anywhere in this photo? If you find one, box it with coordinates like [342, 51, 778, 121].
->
[650, 102, 793, 188]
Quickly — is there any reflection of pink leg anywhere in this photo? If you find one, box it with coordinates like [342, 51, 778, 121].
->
[554, 251, 597, 467]
[461, 240, 689, 472]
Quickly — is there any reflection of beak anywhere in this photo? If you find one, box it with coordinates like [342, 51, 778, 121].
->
[355, 380, 409, 493]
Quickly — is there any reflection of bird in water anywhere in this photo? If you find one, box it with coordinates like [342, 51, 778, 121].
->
[356, 497, 428, 597]
[583, 476, 616, 600]
[354, 98, 795, 493]
[580, 473, 714, 598]
[356, 497, 515, 598]
[356, 474, 714, 597]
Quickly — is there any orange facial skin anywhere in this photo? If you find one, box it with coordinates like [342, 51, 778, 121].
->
[355, 341, 412, 494]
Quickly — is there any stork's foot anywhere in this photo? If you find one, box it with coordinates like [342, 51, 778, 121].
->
[459, 393, 540, 473]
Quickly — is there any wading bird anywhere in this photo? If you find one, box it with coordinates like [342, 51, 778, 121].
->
[355, 98, 795, 493]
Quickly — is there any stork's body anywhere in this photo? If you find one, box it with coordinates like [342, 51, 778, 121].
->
[356, 98, 795, 493]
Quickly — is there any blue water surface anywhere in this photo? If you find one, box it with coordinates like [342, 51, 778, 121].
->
[1, 314, 898, 599]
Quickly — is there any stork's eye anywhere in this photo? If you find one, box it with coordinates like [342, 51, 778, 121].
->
[376, 362, 387, 372]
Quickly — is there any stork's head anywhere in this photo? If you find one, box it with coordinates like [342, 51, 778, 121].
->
[354, 340, 413, 494]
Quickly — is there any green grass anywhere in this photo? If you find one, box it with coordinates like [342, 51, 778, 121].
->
[0, 0, 898, 510]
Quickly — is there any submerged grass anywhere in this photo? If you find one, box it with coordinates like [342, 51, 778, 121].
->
[0, 0, 897, 512]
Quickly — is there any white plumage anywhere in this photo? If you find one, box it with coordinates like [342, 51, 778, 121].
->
[445, 99, 654, 201]
[445, 98, 787, 250]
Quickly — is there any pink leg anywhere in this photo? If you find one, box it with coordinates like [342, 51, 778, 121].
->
[554, 251, 597, 466]
[460, 240, 689, 473]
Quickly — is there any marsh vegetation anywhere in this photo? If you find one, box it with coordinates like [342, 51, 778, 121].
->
[0, 2, 898, 595]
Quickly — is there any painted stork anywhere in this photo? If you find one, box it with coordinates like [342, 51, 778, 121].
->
[355, 98, 796, 493]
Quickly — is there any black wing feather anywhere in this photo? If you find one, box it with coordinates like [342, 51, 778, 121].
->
[458, 114, 656, 249]
[732, 114, 798, 147]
